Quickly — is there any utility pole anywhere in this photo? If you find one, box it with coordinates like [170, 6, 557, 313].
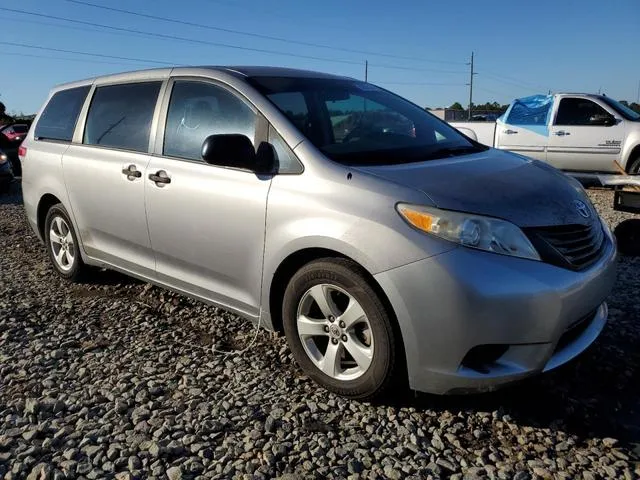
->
[467, 51, 476, 120]
[365, 60, 368, 82]
[637, 79, 639, 103]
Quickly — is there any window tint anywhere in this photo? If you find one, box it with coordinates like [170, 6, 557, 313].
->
[164, 81, 256, 161]
[268, 125, 303, 174]
[555, 98, 609, 126]
[12, 125, 28, 134]
[84, 82, 161, 152]
[35, 86, 90, 142]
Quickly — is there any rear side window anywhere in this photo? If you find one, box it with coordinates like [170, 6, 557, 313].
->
[84, 82, 161, 153]
[34, 86, 90, 142]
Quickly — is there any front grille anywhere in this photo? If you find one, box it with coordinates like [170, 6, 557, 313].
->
[525, 222, 605, 270]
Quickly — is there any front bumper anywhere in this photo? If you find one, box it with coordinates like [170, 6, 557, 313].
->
[374, 234, 617, 395]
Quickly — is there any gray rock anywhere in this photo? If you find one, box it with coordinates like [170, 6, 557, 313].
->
[383, 465, 402, 480]
[128, 455, 142, 471]
[264, 416, 276, 433]
[166, 466, 184, 480]
[62, 449, 79, 461]
[431, 434, 445, 451]
[436, 458, 457, 472]
[76, 462, 92, 475]
[270, 408, 285, 420]
[26, 463, 52, 480]
[25, 399, 39, 415]
[513, 472, 531, 480]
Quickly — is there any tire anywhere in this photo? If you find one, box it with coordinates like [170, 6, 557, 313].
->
[282, 258, 399, 400]
[614, 219, 640, 256]
[44, 203, 86, 281]
[627, 155, 640, 175]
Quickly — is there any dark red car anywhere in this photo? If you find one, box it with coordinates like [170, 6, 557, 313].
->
[1, 123, 29, 142]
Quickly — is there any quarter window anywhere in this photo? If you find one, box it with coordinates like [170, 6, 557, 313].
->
[268, 126, 303, 174]
[84, 82, 161, 152]
[555, 98, 610, 126]
[34, 86, 90, 142]
[163, 81, 256, 162]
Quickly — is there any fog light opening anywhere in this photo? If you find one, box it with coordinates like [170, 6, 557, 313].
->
[461, 344, 510, 374]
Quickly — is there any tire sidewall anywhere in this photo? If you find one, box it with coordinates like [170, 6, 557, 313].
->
[44, 204, 82, 280]
[282, 260, 395, 399]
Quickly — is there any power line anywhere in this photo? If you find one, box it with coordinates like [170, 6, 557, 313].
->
[2, 7, 466, 74]
[480, 71, 549, 92]
[3, 14, 165, 40]
[0, 51, 158, 67]
[0, 41, 175, 66]
[64, 0, 466, 66]
[1, 7, 361, 67]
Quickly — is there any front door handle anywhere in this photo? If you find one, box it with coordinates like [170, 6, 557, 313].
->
[121, 164, 142, 179]
[503, 129, 518, 135]
[554, 130, 570, 136]
[149, 170, 171, 185]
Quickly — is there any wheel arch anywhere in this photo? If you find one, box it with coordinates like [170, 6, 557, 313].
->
[37, 193, 63, 240]
[267, 247, 406, 374]
[624, 143, 640, 173]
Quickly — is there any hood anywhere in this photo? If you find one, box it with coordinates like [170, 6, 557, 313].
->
[355, 149, 594, 227]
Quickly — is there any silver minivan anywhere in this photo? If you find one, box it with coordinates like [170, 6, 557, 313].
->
[21, 66, 617, 399]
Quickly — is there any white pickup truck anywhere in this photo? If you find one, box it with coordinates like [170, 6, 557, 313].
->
[450, 93, 640, 174]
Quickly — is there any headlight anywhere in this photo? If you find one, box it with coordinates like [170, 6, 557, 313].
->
[397, 204, 541, 261]
[0, 153, 7, 165]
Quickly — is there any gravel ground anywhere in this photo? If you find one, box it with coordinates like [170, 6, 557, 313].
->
[1, 185, 639, 480]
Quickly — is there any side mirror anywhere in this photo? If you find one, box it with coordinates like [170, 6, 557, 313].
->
[201, 134, 273, 173]
[589, 114, 616, 126]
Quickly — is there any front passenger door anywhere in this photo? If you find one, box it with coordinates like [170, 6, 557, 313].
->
[145, 79, 272, 319]
[547, 97, 624, 172]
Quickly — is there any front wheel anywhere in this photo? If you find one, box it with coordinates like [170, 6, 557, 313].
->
[282, 258, 400, 400]
[44, 203, 86, 281]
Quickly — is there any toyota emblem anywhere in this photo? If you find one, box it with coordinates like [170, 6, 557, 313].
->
[574, 200, 591, 219]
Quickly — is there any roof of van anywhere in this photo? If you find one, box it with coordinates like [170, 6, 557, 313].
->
[52, 66, 354, 92]
[220, 66, 352, 79]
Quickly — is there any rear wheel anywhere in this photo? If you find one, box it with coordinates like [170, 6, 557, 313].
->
[282, 258, 399, 400]
[44, 204, 86, 281]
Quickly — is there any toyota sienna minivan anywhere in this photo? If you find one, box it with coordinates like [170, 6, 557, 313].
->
[21, 66, 617, 399]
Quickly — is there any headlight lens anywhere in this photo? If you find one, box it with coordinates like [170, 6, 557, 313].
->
[0, 153, 7, 165]
[397, 204, 541, 261]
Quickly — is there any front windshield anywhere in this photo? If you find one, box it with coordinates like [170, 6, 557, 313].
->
[601, 97, 640, 121]
[249, 76, 486, 166]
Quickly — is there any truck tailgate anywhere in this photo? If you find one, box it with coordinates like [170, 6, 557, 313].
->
[449, 121, 496, 147]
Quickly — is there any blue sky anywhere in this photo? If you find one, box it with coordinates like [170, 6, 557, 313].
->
[1, 0, 639, 114]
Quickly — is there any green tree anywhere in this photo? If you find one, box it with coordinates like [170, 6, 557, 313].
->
[449, 102, 464, 110]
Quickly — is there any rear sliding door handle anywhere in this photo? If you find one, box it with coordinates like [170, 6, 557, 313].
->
[121, 164, 142, 180]
[554, 130, 570, 136]
[149, 170, 171, 185]
[503, 129, 518, 135]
